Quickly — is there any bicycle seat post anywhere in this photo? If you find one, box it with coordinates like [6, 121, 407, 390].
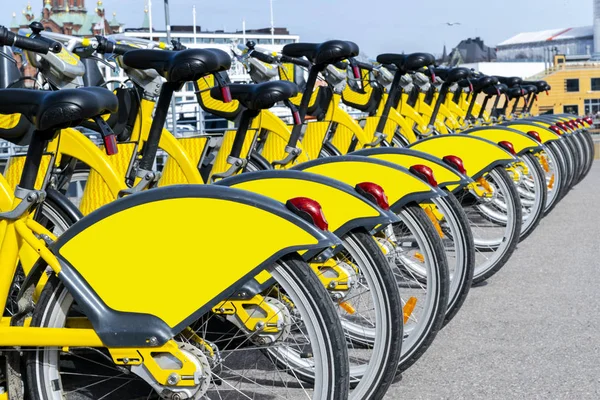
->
[138, 81, 179, 172]
[18, 130, 54, 191]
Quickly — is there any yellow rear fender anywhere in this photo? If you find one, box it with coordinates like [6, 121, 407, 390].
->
[353, 147, 472, 190]
[156, 129, 204, 184]
[398, 97, 429, 133]
[438, 104, 460, 130]
[501, 122, 561, 144]
[290, 155, 444, 211]
[53, 185, 340, 348]
[409, 135, 517, 179]
[215, 169, 399, 238]
[330, 100, 373, 150]
[47, 128, 125, 196]
[464, 127, 543, 155]
[254, 110, 311, 165]
[0, 175, 12, 245]
[0, 174, 12, 211]
[388, 109, 419, 144]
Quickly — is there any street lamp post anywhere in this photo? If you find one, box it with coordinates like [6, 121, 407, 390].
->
[270, 0, 275, 45]
[164, 0, 177, 136]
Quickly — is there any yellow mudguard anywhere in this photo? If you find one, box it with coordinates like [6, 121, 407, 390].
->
[464, 127, 542, 155]
[398, 96, 429, 134]
[409, 135, 517, 179]
[291, 155, 440, 211]
[47, 128, 124, 195]
[352, 147, 471, 189]
[54, 185, 338, 345]
[255, 110, 311, 165]
[501, 122, 561, 144]
[215, 170, 397, 237]
[0, 173, 14, 211]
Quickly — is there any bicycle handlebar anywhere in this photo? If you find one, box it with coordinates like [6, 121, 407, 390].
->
[279, 54, 312, 68]
[249, 48, 277, 64]
[94, 36, 137, 55]
[354, 60, 374, 71]
[0, 26, 61, 54]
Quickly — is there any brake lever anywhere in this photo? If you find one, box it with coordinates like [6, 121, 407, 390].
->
[88, 55, 117, 72]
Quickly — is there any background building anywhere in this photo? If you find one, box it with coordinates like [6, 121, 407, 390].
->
[11, 0, 122, 36]
[497, 27, 593, 62]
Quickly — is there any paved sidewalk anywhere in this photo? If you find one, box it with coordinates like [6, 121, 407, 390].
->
[387, 163, 600, 399]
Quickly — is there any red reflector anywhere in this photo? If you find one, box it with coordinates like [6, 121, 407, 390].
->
[103, 134, 118, 155]
[352, 65, 361, 79]
[442, 155, 467, 175]
[286, 197, 329, 231]
[292, 110, 302, 125]
[527, 130, 541, 142]
[430, 71, 436, 82]
[549, 125, 562, 135]
[355, 182, 390, 210]
[556, 122, 569, 131]
[584, 116, 593, 125]
[409, 164, 438, 187]
[221, 86, 232, 103]
[498, 141, 516, 155]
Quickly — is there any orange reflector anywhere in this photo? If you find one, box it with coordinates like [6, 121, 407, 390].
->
[403, 297, 417, 323]
[476, 177, 493, 194]
[548, 174, 555, 190]
[414, 252, 425, 262]
[424, 207, 444, 238]
[339, 301, 356, 314]
[539, 155, 550, 173]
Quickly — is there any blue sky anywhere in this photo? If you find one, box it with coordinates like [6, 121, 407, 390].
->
[2, 0, 593, 56]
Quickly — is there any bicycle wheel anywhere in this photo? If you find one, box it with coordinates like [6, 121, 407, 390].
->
[546, 140, 570, 202]
[301, 229, 403, 400]
[245, 154, 405, 398]
[579, 130, 595, 181]
[572, 132, 593, 186]
[538, 145, 563, 216]
[456, 166, 522, 284]
[26, 254, 350, 400]
[428, 192, 475, 326]
[515, 153, 547, 241]
[376, 203, 449, 372]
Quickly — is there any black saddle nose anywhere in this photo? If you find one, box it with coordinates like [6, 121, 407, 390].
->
[0, 87, 118, 133]
[122, 48, 231, 83]
[211, 81, 299, 111]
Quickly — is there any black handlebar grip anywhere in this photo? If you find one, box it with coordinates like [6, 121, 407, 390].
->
[13, 33, 56, 54]
[113, 43, 136, 56]
[250, 49, 276, 64]
[356, 61, 374, 71]
[280, 55, 312, 68]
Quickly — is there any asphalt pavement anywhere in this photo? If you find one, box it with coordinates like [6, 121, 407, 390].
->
[386, 163, 600, 399]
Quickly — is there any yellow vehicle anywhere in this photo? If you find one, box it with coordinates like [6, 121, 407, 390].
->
[6, 32, 410, 399]
[0, 81, 352, 400]
[234, 44, 524, 287]
[0, 31, 355, 399]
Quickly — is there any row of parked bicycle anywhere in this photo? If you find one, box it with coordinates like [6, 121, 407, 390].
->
[0, 22, 593, 399]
